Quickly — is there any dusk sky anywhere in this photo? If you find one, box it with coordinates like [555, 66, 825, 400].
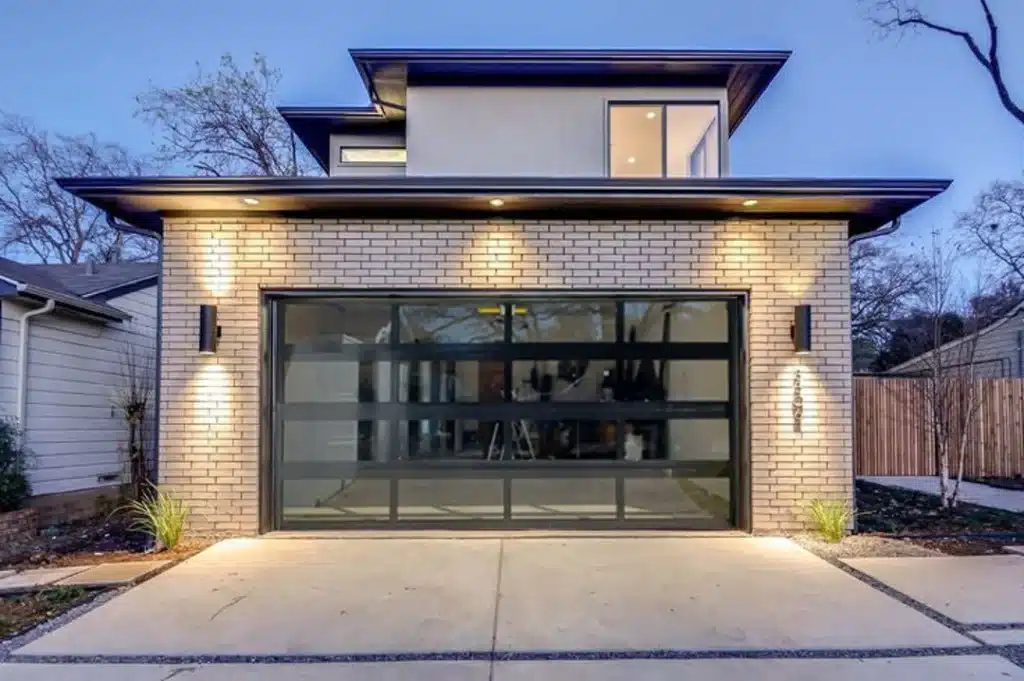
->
[1, 0, 1022, 246]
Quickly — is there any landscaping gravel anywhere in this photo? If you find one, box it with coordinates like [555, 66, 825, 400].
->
[791, 533, 940, 559]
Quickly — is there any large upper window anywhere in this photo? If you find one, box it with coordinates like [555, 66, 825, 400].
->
[608, 103, 720, 178]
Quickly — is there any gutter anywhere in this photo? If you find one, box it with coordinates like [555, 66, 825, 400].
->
[17, 299, 55, 429]
[848, 217, 900, 244]
[107, 211, 162, 241]
[16, 283, 130, 322]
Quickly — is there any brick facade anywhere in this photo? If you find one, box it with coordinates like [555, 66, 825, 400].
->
[160, 218, 852, 534]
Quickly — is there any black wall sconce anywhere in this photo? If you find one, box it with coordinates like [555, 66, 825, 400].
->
[199, 304, 221, 355]
[792, 304, 812, 354]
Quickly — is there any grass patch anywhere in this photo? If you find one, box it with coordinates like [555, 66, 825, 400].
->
[807, 499, 853, 543]
[121, 485, 189, 550]
[0, 586, 91, 639]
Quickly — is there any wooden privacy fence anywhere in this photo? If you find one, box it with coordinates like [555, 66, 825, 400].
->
[855, 376, 1024, 477]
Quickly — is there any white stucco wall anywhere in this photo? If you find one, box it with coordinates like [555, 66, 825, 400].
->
[405, 86, 730, 177]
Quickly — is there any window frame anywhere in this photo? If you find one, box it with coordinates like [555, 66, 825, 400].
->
[606, 101, 723, 179]
[338, 146, 408, 166]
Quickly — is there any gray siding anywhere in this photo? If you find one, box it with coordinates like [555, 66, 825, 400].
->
[891, 309, 1024, 378]
[0, 286, 158, 496]
[405, 86, 730, 177]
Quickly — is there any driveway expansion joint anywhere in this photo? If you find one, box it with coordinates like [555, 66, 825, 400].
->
[1, 645, 1020, 666]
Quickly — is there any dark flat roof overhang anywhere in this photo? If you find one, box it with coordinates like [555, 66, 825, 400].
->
[278, 106, 402, 171]
[348, 49, 790, 131]
[55, 176, 951, 239]
[282, 49, 790, 172]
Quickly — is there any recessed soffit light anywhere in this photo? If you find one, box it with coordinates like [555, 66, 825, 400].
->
[489, 198, 505, 207]
[742, 199, 759, 207]
[241, 197, 260, 206]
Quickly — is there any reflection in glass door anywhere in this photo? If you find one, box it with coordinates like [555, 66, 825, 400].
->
[269, 295, 742, 530]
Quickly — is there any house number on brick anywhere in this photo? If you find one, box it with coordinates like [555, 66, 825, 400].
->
[792, 369, 804, 434]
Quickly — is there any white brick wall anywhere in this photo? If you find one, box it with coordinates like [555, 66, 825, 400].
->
[160, 218, 852, 534]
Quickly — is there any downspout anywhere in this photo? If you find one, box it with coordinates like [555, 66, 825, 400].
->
[17, 299, 56, 429]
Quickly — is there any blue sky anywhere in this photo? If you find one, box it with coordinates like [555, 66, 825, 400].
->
[1, 0, 1022, 246]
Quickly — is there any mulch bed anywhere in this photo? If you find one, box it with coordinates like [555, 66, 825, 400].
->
[0, 515, 211, 570]
[965, 476, 1024, 492]
[0, 586, 93, 640]
[854, 479, 1024, 556]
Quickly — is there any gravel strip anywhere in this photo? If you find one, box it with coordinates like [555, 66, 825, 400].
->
[0, 646, 999, 665]
[0, 587, 126, 661]
[795, 538, 987, 645]
[790, 534, 940, 559]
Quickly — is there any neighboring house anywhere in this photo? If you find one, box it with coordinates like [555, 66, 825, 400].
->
[0, 258, 158, 523]
[58, 48, 950, 535]
[887, 301, 1024, 378]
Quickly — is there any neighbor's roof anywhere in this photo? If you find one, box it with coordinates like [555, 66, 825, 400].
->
[0, 258, 158, 322]
[35, 262, 158, 299]
[280, 48, 791, 171]
[54, 175, 952, 239]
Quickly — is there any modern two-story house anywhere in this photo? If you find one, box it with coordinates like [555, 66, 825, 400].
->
[58, 49, 950, 534]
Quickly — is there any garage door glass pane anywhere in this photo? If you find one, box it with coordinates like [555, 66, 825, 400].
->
[625, 419, 730, 462]
[624, 473, 730, 525]
[284, 300, 391, 345]
[512, 302, 615, 342]
[400, 303, 503, 343]
[623, 301, 728, 342]
[398, 361, 505, 404]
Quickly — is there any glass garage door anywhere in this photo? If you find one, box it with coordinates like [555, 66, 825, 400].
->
[266, 295, 744, 530]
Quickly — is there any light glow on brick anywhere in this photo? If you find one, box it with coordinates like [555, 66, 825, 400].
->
[203, 232, 234, 297]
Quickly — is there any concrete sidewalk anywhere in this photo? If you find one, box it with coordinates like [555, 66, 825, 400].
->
[860, 476, 1024, 513]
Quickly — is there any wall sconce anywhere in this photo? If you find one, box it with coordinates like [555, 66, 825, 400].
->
[792, 304, 812, 354]
[199, 304, 221, 355]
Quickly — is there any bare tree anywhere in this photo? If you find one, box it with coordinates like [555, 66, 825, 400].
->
[136, 53, 316, 176]
[113, 343, 155, 501]
[0, 113, 157, 263]
[850, 240, 926, 369]
[863, 0, 1023, 127]
[955, 178, 1024, 282]
[890, 234, 988, 507]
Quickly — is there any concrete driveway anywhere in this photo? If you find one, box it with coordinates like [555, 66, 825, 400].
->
[1, 536, 1021, 680]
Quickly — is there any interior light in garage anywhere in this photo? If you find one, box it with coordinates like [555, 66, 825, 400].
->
[646, 111, 657, 119]
[199, 304, 221, 354]
[478, 305, 528, 315]
[792, 304, 812, 354]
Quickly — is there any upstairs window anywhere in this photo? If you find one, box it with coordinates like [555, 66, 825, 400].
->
[339, 147, 407, 165]
[608, 103, 720, 178]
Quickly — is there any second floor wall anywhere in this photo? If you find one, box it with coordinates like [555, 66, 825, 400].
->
[329, 86, 730, 178]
